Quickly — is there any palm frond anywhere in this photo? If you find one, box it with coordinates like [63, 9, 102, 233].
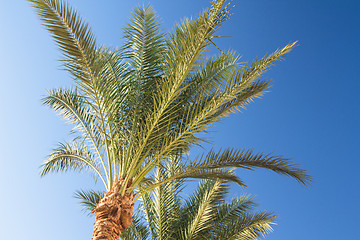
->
[126, 0, 233, 188]
[123, 4, 164, 80]
[134, 168, 244, 201]
[153, 158, 184, 239]
[213, 211, 276, 240]
[183, 51, 241, 103]
[211, 42, 297, 118]
[164, 0, 231, 83]
[118, 5, 165, 179]
[42, 88, 102, 147]
[42, 88, 109, 185]
[176, 43, 297, 141]
[173, 178, 228, 240]
[187, 148, 311, 185]
[178, 43, 296, 144]
[216, 195, 255, 220]
[131, 42, 297, 189]
[29, 0, 126, 188]
[140, 192, 157, 240]
[134, 166, 277, 240]
[41, 141, 106, 185]
[93, 48, 130, 125]
[28, 0, 97, 87]
[74, 189, 104, 214]
[137, 157, 184, 239]
[89, 48, 133, 181]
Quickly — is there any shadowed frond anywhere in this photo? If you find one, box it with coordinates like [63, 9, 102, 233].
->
[93, 48, 131, 123]
[182, 51, 241, 103]
[140, 192, 157, 239]
[117, 6, 165, 175]
[74, 189, 104, 214]
[138, 157, 184, 239]
[136, 165, 275, 240]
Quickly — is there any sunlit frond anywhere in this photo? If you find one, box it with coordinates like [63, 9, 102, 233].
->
[215, 195, 257, 225]
[123, 5, 164, 80]
[176, 179, 228, 240]
[42, 88, 102, 146]
[41, 141, 106, 185]
[42, 88, 110, 184]
[28, 0, 97, 88]
[130, 42, 299, 190]
[137, 157, 183, 239]
[186, 148, 311, 185]
[213, 211, 276, 240]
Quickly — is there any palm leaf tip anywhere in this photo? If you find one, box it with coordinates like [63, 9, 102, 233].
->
[192, 148, 311, 186]
[28, 0, 97, 84]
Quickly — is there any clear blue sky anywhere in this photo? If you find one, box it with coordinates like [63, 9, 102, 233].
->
[0, 0, 359, 239]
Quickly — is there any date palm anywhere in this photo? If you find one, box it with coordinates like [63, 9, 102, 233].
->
[29, 0, 310, 239]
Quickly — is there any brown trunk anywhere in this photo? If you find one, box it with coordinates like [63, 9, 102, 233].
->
[92, 178, 134, 240]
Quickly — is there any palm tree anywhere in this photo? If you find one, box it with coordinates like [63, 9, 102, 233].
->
[118, 158, 277, 240]
[29, 0, 310, 239]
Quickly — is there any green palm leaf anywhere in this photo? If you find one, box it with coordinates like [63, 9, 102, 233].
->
[74, 189, 104, 214]
[41, 141, 106, 185]
[123, 5, 164, 80]
[42, 88, 102, 147]
[188, 148, 310, 185]
[178, 179, 228, 240]
[213, 212, 276, 240]
[215, 196, 257, 224]
[28, 0, 97, 87]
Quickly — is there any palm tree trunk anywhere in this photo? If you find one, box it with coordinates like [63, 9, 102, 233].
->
[92, 178, 134, 240]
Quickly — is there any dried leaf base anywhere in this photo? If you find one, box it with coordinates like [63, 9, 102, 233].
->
[92, 178, 134, 240]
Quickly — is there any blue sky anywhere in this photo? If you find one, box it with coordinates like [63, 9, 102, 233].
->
[0, 0, 359, 239]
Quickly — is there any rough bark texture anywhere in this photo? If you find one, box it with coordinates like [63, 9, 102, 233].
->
[92, 178, 134, 240]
